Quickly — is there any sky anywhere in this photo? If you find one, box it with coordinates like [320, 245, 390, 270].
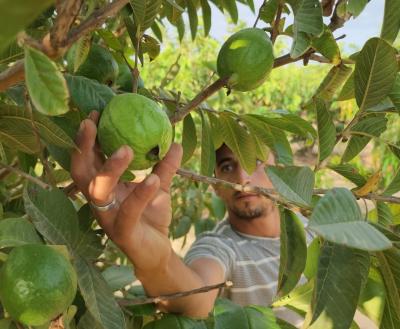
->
[207, 0, 384, 51]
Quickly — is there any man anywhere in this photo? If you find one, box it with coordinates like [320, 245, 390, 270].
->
[71, 112, 304, 326]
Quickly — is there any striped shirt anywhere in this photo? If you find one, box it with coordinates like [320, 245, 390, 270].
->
[184, 218, 313, 327]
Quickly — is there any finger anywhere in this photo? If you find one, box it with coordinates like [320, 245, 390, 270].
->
[89, 110, 100, 124]
[115, 174, 160, 230]
[71, 119, 99, 190]
[152, 143, 182, 192]
[88, 145, 133, 205]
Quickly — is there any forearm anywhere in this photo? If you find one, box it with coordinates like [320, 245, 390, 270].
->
[135, 250, 219, 318]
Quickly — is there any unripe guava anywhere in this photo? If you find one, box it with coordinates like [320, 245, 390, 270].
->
[217, 28, 274, 92]
[0, 244, 77, 326]
[98, 94, 173, 170]
[70, 44, 119, 86]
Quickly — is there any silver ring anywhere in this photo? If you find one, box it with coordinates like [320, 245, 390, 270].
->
[90, 196, 118, 212]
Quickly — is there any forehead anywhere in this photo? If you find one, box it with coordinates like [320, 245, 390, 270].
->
[215, 144, 236, 164]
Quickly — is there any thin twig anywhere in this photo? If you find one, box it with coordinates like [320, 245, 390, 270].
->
[177, 168, 400, 205]
[118, 281, 233, 306]
[171, 77, 229, 124]
[271, 2, 283, 44]
[0, 162, 50, 190]
[253, 0, 266, 28]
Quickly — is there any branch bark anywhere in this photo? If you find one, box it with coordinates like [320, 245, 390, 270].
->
[171, 77, 229, 124]
[50, 0, 83, 49]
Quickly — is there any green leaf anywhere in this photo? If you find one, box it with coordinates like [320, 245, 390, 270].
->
[143, 314, 207, 329]
[0, 0, 54, 52]
[260, 0, 278, 24]
[186, 0, 198, 40]
[247, 112, 316, 139]
[311, 27, 341, 65]
[358, 267, 386, 326]
[267, 166, 314, 207]
[243, 305, 280, 329]
[25, 47, 69, 116]
[0, 105, 76, 151]
[342, 115, 388, 162]
[313, 64, 353, 102]
[272, 279, 314, 313]
[308, 188, 392, 251]
[200, 111, 215, 177]
[0, 217, 42, 249]
[347, 0, 368, 17]
[102, 265, 136, 291]
[337, 71, 355, 101]
[77, 311, 103, 329]
[380, 0, 400, 44]
[207, 111, 224, 150]
[278, 209, 307, 297]
[23, 183, 80, 251]
[240, 114, 293, 165]
[74, 204, 103, 260]
[219, 112, 257, 174]
[290, 31, 311, 59]
[182, 113, 197, 165]
[354, 38, 398, 111]
[314, 98, 336, 163]
[376, 202, 394, 226]
[200, 0, 212, 36]
[221, 0, 238, 24]
[97, 30, 123, 52]
[304, 238, 320, 280]
[310, 242, 370, 329]
[328, 164, 367, 187]
[68, 36, 91, 73]
[384, 166, 400, 196]
[129, 0, 162, 34]
[376, 248, 400, 325]
[293, 0, 323, 36]
[211, 194, 226, 220]
[141, 34, 161, 61]
[213, 299, 279, 329]
[74, 256, 126, 329]
[65, 74, 115, 115]
[151, 21, 163, 42]
[172, 215, 192, 239]
[388, 73, 400, 111]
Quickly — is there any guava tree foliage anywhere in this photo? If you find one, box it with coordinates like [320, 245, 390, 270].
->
[0, 0, 400, 328]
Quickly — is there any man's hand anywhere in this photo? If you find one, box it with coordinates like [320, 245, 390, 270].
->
[71, 111, 183, 273]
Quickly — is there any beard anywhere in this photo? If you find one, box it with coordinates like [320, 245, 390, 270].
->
[230, 201, 266, 220]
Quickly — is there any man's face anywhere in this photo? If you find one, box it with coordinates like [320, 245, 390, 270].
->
[214, 145, 275, 220]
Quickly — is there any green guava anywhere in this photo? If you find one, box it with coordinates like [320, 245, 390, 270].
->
[217, 28, 274, 92]
[116, 63, 145, 92]
[0, 244, 77, 326]
[97, 93, 173, 170]
[71, 44, 119, 86]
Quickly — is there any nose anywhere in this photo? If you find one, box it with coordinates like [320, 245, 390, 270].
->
[236, 168, 252, 185]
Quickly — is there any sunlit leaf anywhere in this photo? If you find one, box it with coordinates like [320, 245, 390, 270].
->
[311, 27, 341, 64]
[314, 98, 336, 163]
[129, 0, 162, 34]
[186, 0, 198, 40]
[182, 113, 197, 165]
[0, 217, 42, 249]
[380, 0, 400, 44]
[25, 47, 69, 116]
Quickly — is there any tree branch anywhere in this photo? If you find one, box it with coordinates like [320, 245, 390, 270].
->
[0, 0, 129, 92]
[177, 168, 400, 205]
[50, 0, 83, 49]
[271, 2, 283, 44]
[118, 281, 233, 306]
[171, 77, 229, 124]
[62, 0, 129, 49]
[0, 162, 51, 190]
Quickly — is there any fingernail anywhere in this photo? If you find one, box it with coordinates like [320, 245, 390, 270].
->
[79, 120, 86, 132]
[112, 146, 126, 159]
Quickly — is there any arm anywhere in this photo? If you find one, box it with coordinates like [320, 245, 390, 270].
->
[71, 112, 223, 318]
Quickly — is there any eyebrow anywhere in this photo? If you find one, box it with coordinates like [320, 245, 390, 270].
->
[217, 156, 234, 167]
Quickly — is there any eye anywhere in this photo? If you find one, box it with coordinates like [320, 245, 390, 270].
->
[220, 163, 234, 173]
